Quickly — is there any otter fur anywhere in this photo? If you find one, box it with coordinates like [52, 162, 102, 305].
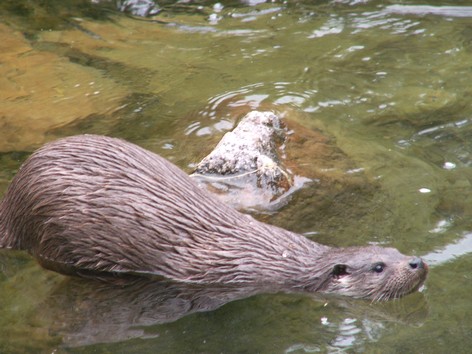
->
[0, 135, 428, 301]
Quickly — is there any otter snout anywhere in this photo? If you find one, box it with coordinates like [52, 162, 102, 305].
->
[408, 257, 427, 270]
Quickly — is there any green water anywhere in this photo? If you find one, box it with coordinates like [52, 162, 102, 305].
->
[1, 0, 472, 352]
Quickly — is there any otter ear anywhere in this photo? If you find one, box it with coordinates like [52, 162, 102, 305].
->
[332, 264, 349, 278]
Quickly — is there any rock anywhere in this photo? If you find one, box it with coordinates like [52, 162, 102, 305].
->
[191, 111, 307, 211]
[117, 0, 161, 17]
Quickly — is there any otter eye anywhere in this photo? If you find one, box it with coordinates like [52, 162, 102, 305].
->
[372, 262, 385, 273]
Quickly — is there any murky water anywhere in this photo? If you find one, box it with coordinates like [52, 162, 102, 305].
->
[1, 0, 472, 352]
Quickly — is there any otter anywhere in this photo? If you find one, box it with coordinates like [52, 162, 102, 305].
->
[0, 135, 428, 301]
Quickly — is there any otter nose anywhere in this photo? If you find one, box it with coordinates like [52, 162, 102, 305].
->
[408, 257, 424, 270]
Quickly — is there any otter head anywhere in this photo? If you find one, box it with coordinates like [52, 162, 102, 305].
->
[320, 246, 428, 301]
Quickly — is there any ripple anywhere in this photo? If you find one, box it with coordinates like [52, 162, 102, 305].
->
[307, 16, 344, 38]
[196, 82, 319, 124]
[198, 83, 267, 118]
[416, 118, 472, 137]
[184, 119, 233, 137]
[350, 8, 423, 35]
[423, 232, 472, 266]
[385, 5, 472, 18]
[330, 317, 362, 348]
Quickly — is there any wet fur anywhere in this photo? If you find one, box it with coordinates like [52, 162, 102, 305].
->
[0, 135, 427, 300]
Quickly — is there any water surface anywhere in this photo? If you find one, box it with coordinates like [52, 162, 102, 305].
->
[1, 1, 472, 353]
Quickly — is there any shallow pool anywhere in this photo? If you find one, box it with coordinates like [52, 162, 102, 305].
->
[1, 1, 472, 352]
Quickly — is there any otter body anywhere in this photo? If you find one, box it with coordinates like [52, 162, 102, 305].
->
[0, 135, 427, 300]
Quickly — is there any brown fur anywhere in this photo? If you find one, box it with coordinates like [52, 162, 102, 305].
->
[0, 135, 427, 300]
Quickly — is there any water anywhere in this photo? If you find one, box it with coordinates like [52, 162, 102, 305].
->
[1, 0, 472, 352]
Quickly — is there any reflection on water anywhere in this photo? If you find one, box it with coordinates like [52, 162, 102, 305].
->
[0, 264, 429, 351]
[1, 0, 472, 353]
[386, 5, 472, 18]
[424, 232, 472, 266]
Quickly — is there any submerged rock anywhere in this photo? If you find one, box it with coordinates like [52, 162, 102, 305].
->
[0, 23, 129, 152]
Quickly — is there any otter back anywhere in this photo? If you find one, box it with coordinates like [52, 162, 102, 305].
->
[0, 135, 428, 301]
[0, 135, 322, 284]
